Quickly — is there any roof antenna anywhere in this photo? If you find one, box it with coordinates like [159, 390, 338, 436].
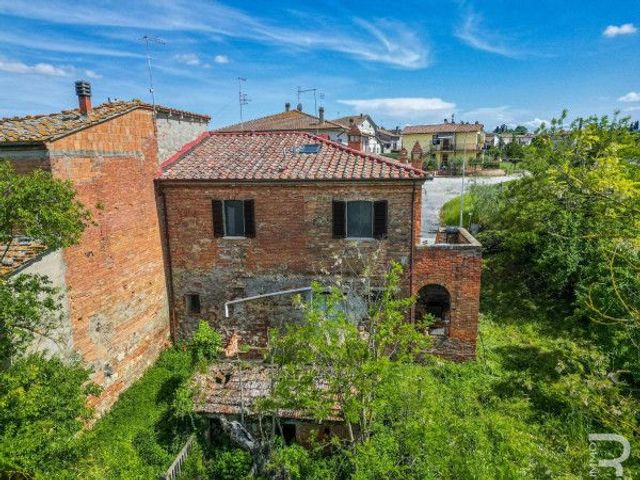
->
[238, 77, 250, 132]
[141, 34, 166, 118]
[297, 86, 322, 117]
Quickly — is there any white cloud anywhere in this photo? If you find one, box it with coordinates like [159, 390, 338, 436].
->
[213, 54, 229, 64]
[0, 58, 70, 76]
[524, 118, 549, 129]
[0, 0, 430, 69]
[454, 7, 524, 58]
[603, 23, 637, 38]
[338, 97, 455, 117]
[174, 53, 201, 65]
[618, 91, 640, 102]
[84, 69, 102, 79]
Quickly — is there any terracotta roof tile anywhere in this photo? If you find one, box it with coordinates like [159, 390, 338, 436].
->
[217, 110, 344, 132]
[158, 131, 426, 182]
[403, 123, 484, 134]
[0, 100, 209, 144]
[0, 237, 46, 276]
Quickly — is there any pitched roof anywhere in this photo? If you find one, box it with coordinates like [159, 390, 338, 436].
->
[217, 110, 344, 133]
[0, 237, 46, 277]
[158, 131, 426, 182]
[0, 100, 209, 144]
[332, 114, 375, 127]
[403, 123, 484, 135]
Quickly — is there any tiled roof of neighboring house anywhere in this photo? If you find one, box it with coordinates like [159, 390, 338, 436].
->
[217, 110, 343, 133]
[0, 100, 210, 144]
[403, 123, 484, 134]
[193, 361, 341, 420]
[0, 237, 46, 276]
[158, 131, 427, 182]
[377, 127, 401, 137]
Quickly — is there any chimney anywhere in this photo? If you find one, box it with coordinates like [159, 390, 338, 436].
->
[285, 102, 291, 112]
[347, 119, 362, 151]
[75, 80, 92, 115]
[398, 147, 408, 163]
[296, 103, 303, 112]
[410, 141, 423, 170]
[318, 106, 325, 123]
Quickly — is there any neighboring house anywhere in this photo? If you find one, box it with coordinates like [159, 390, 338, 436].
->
[498, 132, 535, 146]
[332, 113, 382, 154]
[402, 120, 485, 168]
[0, 81, 209, 414]
[157, 130, 482, 434]
[484, 132, 499, 149]
[217, 103, 345, 143]
[377, 127, 402, 153]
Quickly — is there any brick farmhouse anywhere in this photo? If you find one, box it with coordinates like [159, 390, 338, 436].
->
[156, 130, 481, 361]
[0, 82, 209, 413]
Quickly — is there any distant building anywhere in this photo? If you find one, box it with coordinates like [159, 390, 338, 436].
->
[498, 132, 535, 146]
[331, 113, 382, 154]
[402, 120, 485, 169]
[0, 81, 209, 414]
[217, 103, 346, 143]
[377, 127, 402, 153]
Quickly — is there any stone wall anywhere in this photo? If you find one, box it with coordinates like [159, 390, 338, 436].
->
[155, 112, 209, 163]
[14, 250, 74, 358]
[160, 181, 422, 346]
[47, 108, 171, 414]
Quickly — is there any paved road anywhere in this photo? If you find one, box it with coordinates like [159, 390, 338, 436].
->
[421, 175, 518, 242]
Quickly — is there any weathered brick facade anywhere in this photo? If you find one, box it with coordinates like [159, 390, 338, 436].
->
[2, 107, 171, 414]
[159, 176, 481, 360]
[159, 181, 420, 345]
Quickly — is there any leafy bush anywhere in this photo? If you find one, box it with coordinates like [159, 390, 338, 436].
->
[207, 447, 253, 480]
[0, 355, 98, 479]
[188, 320, 222, 367]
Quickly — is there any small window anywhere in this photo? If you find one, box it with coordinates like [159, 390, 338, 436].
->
[185, 294, 201, 315]
[346, 201, 373, 238]
[224, 200, 245, 237]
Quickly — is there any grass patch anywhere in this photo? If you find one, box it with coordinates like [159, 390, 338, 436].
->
[75, 347, 194, 479]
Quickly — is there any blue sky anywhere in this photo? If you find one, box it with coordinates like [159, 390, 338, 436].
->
[0, 0, 638, 130]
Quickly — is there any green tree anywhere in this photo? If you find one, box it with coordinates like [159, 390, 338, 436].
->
[0, 160, 90, 364]
[265, 263, 430, 444]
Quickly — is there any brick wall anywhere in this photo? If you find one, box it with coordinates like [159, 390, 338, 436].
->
[412, 229, 481, 361]
[48, 109, 170, 414]
[159, 181, 421, 346]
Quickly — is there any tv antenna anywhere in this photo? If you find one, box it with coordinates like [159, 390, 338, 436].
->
[141, 34, 166, 115]
[238, 77, 250, 132]
[297, 87, 323, 117]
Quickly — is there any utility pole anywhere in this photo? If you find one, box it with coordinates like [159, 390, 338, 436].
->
[238, 77, 249, 131]
[141, 34, 165, 116]
[459, 157, 466, 228]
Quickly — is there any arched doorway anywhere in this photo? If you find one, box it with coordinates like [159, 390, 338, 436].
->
[415, 284, 451, 335]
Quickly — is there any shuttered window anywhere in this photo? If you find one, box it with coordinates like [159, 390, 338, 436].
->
[332, 200, 387, 240]
[212, 199, 256, 238]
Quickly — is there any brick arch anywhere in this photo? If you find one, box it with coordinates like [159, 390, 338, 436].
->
[415, 284, 451, 333]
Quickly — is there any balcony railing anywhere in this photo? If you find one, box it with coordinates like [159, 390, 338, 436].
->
[429, 142, 481, 152]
